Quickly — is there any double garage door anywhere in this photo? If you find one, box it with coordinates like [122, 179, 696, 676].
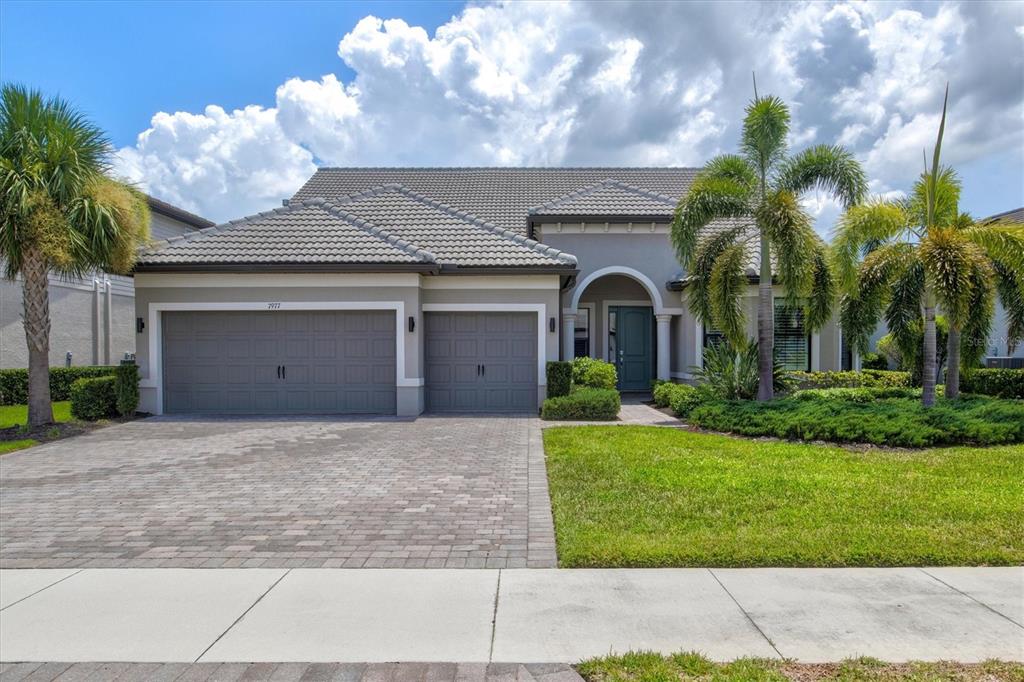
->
[162, 311, 396, 415]
[161, 310, 537, 415]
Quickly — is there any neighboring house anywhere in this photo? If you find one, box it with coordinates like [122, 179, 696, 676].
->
[132, 168, 852, 417]
[0, 196, 213, 369]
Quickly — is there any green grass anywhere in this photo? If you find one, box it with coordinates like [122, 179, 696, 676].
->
[0, 401, 72, 429]
[576, 651, 1024, 681]
[544, 426, 1024, 567]
[0, 438, 37, 454]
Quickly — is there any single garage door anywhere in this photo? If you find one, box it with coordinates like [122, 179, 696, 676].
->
[425, 311, 537, 412]
[162, 310, 396, 414]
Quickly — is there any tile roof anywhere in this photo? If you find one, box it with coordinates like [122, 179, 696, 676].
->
[528, 179, 677, 218]
[137, 199, 435, 267]
[146, 195, 214, 230]
[136, 188, 576, 270]
[292, 167, 698, 235]
[982, 207, 1024, 224]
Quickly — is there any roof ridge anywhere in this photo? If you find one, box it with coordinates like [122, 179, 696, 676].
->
[385, 185, 578, 267]
[526, 178, 677, 215]
[141, 198, 436, 264]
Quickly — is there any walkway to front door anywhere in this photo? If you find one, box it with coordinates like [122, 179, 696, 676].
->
[609, 305, 653, 391]
[0, 416, 556, 569]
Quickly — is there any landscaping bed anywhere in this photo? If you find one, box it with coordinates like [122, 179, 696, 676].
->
[543, 426, 1024, 567]
[577, 652, 1023, 682]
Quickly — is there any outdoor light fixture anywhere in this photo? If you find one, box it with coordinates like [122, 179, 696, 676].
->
[136, 317, 145, 333]
[549, 317, 556, 333]
[408, 316, 416, 333]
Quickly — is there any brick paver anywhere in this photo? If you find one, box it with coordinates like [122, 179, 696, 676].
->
[0, 415, 556, 569]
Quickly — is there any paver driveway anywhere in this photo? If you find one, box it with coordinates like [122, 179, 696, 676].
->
[0, 416, 555, 569]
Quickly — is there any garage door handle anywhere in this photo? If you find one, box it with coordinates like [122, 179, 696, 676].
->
[477, 364, 480, 376]
[277, 365, 281, 379]
[481, 364, 485, 376]
[282, 365, 286, 379]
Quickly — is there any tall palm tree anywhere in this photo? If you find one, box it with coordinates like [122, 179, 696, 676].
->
[1, 84, 150, 426]
[671, 88, 866, 400]
[833, 88, 1024, 405]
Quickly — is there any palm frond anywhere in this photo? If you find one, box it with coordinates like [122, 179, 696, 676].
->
[700, 155, 758, 189]
[919, 228, 979, 328]
[960, 259, 995, 369]
[961, 221, 1024, 277]
[708, 243, 749, 349]
[685, 225, 753, 325]
[670, 174, 752, 268]
[805, 245, 835, 331]
[774, 144, 867, 208]
[757, 189, 817, 305]
[839, 242, 917, 353]
[830, 200, 909, 292]
[741, 95, 790, 175]
[993, 261, 1024, 353]
[910, 166, 961, 230]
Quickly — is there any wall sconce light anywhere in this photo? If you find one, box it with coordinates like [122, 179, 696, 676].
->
[136, 317, 145, 334]
[549, 317, 556, 333]
[408, 316, 416, 333]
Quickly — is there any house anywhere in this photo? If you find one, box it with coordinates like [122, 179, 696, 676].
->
[132, 168, 851, 416]
[0, 196, 213, 370]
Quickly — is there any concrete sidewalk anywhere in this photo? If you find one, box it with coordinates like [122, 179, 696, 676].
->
[1, 568, 1021, 664]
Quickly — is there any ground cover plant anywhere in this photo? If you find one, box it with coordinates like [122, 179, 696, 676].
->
[544, 426, 1023, 567]
[576, 651, 1024, 682]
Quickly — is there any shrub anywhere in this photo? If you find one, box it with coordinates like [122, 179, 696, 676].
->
[114, 363, 140, 417]
[572, 357, 617, 390]
[546, 361, 572, 398]
[793, 386, 926, 403]
[688, 394, 1024, 448]
[653, 381, 703, 417]
[652, 381, 676, 407]
[961, 369, 1024, 399]
[693, 343, 793, 400]
[542, 387, 620, 421]
[0, 366, 118, 405]
[860, 352, 888, 370]
[787, 369, 910, 389]
[69, 376, 118, 421]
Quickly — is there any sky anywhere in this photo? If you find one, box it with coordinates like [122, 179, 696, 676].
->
[2, 0, 1022, 231]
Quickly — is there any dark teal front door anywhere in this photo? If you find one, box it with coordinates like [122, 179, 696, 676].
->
[609, 306, 653, 391]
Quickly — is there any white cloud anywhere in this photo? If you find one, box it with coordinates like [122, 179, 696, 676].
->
[115, 1, 1024, 227]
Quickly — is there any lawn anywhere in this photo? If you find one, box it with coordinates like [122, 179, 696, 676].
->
[577, 651, 1024, 682]
[0, 401, 72, 428]
[544, 426, 1024, 567]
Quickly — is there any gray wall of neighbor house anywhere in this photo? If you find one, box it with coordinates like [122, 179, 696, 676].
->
[0, 206, 201, 369]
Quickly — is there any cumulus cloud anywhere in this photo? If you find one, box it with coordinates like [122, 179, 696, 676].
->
[114, 0, 1024, 227]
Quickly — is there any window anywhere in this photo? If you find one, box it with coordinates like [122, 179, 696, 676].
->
[774, 299, 811, 371]
[841, 334, 853, 371]
[702, 324, 727, 350]
[574, 307, 590, 358]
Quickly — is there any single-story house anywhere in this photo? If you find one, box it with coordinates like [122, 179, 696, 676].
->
[0, 196, 213, 369]
[132, 168, 853, 417]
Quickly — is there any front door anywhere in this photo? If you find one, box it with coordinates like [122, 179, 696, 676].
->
[609, 306, 653, 391]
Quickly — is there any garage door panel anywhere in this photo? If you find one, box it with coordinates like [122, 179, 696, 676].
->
[162, 310, 395, 415]
[425, 312, 536, 413]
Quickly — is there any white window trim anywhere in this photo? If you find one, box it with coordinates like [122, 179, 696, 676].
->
[570, 265, 683, 316]
[421, 303, 549, 386]
[140, 301, 415, 416]
[577, 302, 596, 358]
[601, 300, 652, 363]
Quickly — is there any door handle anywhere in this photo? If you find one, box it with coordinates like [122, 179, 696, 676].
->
[282, 365, 286, 380]
[277, 365, 281, 379]
[481, 364, 485, 376]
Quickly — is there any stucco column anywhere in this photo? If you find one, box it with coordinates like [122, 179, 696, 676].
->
[656, 314, 672, 381]
[562, 312, 577, 362]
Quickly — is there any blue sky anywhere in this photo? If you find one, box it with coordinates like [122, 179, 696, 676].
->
[2, 1, 1021, 225]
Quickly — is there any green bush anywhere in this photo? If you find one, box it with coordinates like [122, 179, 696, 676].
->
[652, 381, 703, 417]
[0, 366, 118, 405]
[688, 394, 1024, 447]
[69, 376, 118, 421]
[787, 369, 910, 389]
[693, 342, 793, 400]
[114, 363, 140, 417]
[572, 357, 617, 390]
[860, 352, 888, 370]
[542, 387, 620, 421]
[961, 369, 1024, 399]
[793, 386, 927, 403]
[546, 361, 572, 398]
[652, 381, 676, 407]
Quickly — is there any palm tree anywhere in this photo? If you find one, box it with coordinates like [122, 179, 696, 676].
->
[833, 88, 1024, 405]
[671, 87, 866, 400]
[1, 84, 150, 426]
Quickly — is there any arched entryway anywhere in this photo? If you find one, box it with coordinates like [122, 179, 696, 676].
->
[562, 266, 680, 387]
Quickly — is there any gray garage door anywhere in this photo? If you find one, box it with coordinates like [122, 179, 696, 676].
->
[425, 312, 537, 412]
[162, 310, 396, 414]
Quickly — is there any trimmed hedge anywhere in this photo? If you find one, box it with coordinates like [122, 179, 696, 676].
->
[653, 381, 703, 418]
[861, 352, 889, 370]
[542, 388, 620, 421]
[0, 366, 118, 405]
[114, 363, 140, 417]
[787, 369, 910, 389]
[961, 369, 1024, 399]
[546, 361, 572, 398]
[572, 357, 617, 390]
[69, 376, 118, 421]
[688, 394, 1024, 448]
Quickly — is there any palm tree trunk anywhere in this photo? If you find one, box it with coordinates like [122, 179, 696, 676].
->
[946, 325, 961, 400]
[21, 245, 54, 426]
[922, 288, 937, 408]
[757, 232, 774, 401]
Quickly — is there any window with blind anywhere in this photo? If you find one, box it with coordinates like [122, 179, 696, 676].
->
[774, 299, 810, 371]
[703, 324, 727, 350]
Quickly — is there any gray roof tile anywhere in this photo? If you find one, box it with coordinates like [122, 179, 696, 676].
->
[528, 179, 677, 217]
